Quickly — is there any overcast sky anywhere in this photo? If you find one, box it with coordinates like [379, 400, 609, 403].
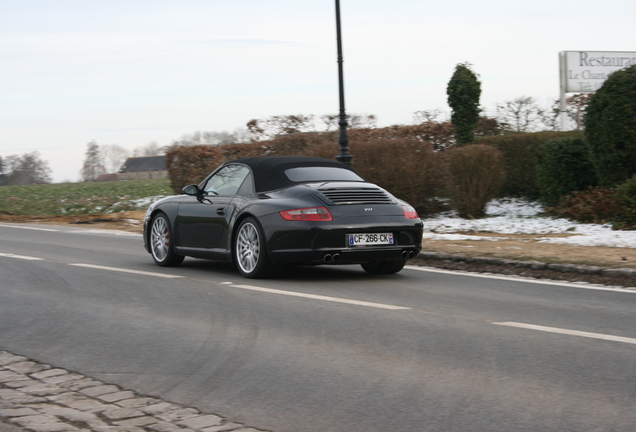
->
[1, 0, 635, 182]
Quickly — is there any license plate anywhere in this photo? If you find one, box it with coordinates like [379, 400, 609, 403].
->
[347, 233, 394, 246]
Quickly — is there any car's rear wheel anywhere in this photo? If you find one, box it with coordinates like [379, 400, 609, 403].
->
[361, 258, 407, 274]
[150, 213, 184, 267]
[235, 217, 273, 278]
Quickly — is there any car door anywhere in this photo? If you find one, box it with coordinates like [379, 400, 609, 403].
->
[176, 164, 251, 250]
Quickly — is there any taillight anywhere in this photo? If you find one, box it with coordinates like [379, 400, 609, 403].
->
[402, 205, 419, 219]
[280, 207, 333, 221]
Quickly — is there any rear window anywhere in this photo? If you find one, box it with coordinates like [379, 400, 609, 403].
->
[285, 167, 364, 183]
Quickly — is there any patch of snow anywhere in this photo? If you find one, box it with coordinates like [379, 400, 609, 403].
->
[130, 196, 168, 207]
[423, 198, 636, 248]
[538, 232, 636, 248]
[485, 198, 544, 217]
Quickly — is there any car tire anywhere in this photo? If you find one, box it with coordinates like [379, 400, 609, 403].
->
[361, 258, 407, 275]
[149, 213, 185, 267]
[234, 217, 273, 279]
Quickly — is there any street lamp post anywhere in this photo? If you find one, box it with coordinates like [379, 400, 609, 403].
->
[334, 0, 353, 165]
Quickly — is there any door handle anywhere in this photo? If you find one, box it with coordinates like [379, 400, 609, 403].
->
[216, 207, 226, 215]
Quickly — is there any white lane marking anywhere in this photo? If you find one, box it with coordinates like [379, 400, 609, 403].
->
[0, 223, 139, 236]
[0, 252, 44, 261]
[71, 229, 140, 237]
[0, 224, 58, 232]
[492, 321, 636, 345]
[69, 263, 183, 279]
[230, 284, 410, 310]
[405, 265, 636, 293]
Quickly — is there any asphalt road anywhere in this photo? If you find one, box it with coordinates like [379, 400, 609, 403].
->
[1, 222, 636, 432]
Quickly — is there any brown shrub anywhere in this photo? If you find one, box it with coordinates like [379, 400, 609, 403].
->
[165, 133, 450, 215]
[447, 144, 506, 218]
[265, 132, 337, 156]
[165, 145, 224, 193]
[348, 123, 455, 151]
[350, 139, 448, 214]
[220, 143, 262, 161]
[549, 187, 625, 225]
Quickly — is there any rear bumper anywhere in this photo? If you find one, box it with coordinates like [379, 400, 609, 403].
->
[259, 214, 423, 265]
[270, 245, 421, 265]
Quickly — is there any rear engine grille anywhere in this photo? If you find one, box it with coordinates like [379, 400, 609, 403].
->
[319, 187, 394, 205]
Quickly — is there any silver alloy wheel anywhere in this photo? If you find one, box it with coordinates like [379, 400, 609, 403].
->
[150, 216, 170, 262]
[236, 222, 260, 274]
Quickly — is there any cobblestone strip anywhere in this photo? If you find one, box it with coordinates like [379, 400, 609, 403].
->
[0, 352, 268, 432]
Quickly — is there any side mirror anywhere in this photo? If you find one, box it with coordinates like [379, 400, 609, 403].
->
[182, 184, 202, 196]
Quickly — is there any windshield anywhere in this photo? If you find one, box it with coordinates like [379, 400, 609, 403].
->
[285, 167, 364, 183]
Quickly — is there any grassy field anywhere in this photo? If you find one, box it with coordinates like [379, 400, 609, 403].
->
[0, 179, 172, 216]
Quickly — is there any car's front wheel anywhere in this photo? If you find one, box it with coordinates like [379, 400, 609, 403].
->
[149, 213, 185, 267]
[361, 258, 407, 275]
[234, 217, 273, 278]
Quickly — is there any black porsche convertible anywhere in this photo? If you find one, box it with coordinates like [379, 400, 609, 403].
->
[143, 156, 423, 278]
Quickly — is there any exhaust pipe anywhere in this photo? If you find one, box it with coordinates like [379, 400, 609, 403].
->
[332, 253, 341, 262]
[323, 254, 332, 263]
[408, 251, 416, 259]
[401, 251, 409, 259]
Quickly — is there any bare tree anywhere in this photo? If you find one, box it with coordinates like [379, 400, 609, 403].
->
[169, 130, 242, 148]
[247, 115, 316, 140]
[80, 141, 106, 181]
[495, 96, 547, 132]
[231, 127, 251, 144]
[0, 156, 4, 186]
[550, 93, 592, 130]
[203, 131, 237, 146]
[3, 152, 52, 185]
[134, 141, 165, 157]
[568, 93, 591, 130]
[100, 144, 130, 173]
[321, 114, 377, 131]
[412, 109, 445, 124]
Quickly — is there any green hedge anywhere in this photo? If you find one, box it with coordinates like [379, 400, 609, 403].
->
[477, 131, 584, 199]
[585, 65, 636, 187]
[536, 137, 597, 206]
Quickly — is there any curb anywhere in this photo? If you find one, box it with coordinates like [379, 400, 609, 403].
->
[0, 351, 269, 432]
[412, 251, 636, 287]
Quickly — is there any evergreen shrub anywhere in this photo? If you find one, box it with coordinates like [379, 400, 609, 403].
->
[536, 137, 597, 206]
[616, 175, 636, 207]
[585, 64, 636, 186]
[447, 63, 482, 145]
[477, 131, 584, 199]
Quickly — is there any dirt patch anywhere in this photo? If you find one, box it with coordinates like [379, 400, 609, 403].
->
[0, 210, 147, 233]
[422, 236, 636, 269]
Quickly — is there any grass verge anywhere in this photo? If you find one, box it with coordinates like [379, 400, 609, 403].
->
[0, 179, 172, 216]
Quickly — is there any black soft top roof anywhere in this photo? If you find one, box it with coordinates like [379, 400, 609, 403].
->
[230, 156, 359, 193]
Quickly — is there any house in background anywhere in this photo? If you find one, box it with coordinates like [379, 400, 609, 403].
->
[94, 173, 119, 182]
[117, 155, 168, 180]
